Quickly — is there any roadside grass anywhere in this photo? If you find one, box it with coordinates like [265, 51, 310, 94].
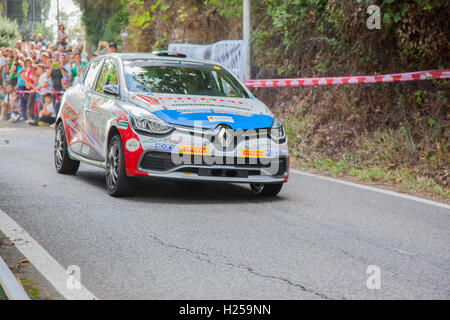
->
[284, 115, 449, 202]
[297, 159, 449, 199]
[20, 278, 51, 300]
[0, 284, 7, 300]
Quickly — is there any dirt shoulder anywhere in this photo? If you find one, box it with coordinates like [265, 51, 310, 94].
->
[0, 230, 64, 300]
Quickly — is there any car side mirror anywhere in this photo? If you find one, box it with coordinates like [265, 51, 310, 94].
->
[103, 85, 119, 97]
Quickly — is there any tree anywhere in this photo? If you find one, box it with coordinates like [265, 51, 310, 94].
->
[74, 0, 128, 47]
[0, 17, 20, 47]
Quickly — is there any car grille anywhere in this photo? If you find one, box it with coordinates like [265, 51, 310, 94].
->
[140, 151, 288, 176]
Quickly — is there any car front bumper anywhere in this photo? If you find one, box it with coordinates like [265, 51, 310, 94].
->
[125, 127, 290, 184]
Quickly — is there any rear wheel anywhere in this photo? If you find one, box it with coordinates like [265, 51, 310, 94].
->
[106, 135, 134, 197]
[250, 183, 283, 197]
[54, 122, 80, 174]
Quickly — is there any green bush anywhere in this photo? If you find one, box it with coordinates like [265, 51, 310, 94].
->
[0, 17, 21, 47]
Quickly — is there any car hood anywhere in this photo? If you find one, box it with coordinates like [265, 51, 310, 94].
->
[128, 93, 274, 130]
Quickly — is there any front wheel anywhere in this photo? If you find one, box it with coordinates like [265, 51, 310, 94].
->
[106, 135, 134, 197]
[54, 122, 80, 174]
[250, 183, 284, 197]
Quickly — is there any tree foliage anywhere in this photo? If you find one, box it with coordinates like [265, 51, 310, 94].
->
[2, 0, 51, 40]
[74, 0, 129, 46]
[249, 0, 449, 78]
[0, 17, 21, 47]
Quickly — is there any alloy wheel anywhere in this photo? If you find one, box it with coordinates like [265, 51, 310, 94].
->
[54, 126, 65, 169]
[107, 142, 120, 190]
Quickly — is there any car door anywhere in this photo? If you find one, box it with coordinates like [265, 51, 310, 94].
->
[62, 61, 97, 155]
[84, 58, 120, 162]
[76, 58, 104, 160]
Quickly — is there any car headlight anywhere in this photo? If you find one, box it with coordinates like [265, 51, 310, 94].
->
[130, 114, 173, 135]
[270, 118, 286, 140]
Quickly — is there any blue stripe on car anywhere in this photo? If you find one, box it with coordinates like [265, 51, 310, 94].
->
[153, 110, 274, 130]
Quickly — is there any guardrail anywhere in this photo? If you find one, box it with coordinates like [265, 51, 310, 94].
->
[0, 255, 30, 300]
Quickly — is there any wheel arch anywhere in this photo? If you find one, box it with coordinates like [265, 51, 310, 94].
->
[55, 116, 64, 128]
[107, 125, 121, 149]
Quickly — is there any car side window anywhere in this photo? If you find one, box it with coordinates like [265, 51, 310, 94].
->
[217, 72, 245, 98]
[79, 64, 90, 83]
[83, 59, 104, 90]
[95, 59, 119, 96]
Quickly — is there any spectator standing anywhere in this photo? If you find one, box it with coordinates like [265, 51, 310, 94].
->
[57, 24, 68, 48]
[8, 62, 18, 87]
[71, 53, 87, 80]
[0, 49, 10, 86]
[16, 57, 29, 120]
[76, 44, 89, 63]
[32, 64, 50, 112]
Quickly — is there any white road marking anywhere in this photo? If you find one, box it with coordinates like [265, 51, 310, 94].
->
[0, 208, 98, 300]
[291, 169, 450, 210]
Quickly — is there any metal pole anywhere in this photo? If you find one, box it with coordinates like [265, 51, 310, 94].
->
[31, 0, 34, 34]
[57, 0, 60, 27]
[243, 0, 251, 81]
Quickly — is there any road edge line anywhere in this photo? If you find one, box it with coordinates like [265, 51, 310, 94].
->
[0, 208, 98, 300]
[291, 169, 450, 210]
[0, 254, 30, 300]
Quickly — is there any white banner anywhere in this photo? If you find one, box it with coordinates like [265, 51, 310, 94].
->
[168, 40, 248, 81]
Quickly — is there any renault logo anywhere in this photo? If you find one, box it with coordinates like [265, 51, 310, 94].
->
[217, 127, 234, 148]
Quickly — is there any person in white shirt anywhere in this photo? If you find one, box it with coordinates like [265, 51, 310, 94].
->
[31, 64, 51, 112]
[1, 84, 16, 120]
[5, 91, 22, 123]
[29, 93, 56, 126]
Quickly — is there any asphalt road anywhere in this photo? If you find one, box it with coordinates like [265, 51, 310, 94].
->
[0, 122, 449, 300]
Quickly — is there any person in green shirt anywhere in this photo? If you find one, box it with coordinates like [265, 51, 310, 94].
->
[70, 53, 87, 80]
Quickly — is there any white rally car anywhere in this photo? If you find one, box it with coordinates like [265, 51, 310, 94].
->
[54, 52, 289, 196]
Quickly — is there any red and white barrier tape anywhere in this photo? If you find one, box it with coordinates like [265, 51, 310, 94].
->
[244, 69, 450, 88]
[16, 89, 65, 100]
[16, 90, 64, 94]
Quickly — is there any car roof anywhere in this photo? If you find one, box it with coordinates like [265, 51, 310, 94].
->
[103, 52, 223, 68]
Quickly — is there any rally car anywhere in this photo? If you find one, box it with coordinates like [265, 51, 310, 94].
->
[54, 52, 289, 197]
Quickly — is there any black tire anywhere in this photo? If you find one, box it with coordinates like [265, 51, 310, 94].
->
[106, 135, 134, 197]
[54, 122, 80, 175]
[250, 183, 283, 197]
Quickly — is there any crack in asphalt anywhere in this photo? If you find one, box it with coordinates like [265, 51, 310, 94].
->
[148, 234, 335, 300]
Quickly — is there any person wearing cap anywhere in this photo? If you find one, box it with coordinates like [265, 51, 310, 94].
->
[40, 51, 50, 65]
[15, 40, 23, 52]
[108, 42, 118, 53]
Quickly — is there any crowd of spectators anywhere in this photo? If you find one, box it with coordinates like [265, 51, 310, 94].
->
[0, 24, 118, 127]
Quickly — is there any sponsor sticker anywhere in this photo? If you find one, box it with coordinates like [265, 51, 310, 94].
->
[207, 116, 234, 123]
[118, 120, 129, 129]
[126, 138, 141, 152]
[240, 149, 266, 158]
[181, 145, 210, 155]
[266, 149, 284, 157]
[155, 143, 179, 152]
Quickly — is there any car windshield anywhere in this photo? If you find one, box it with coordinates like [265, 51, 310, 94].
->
[124, 63, 249, 98]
